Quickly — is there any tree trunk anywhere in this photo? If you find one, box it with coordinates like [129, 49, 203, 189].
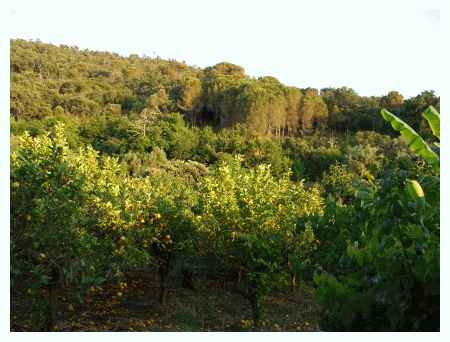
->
[158, 264, 167, 305]
[290, 272, 297, 292]
[43, 267, 59, 331]
[182, 269, 196, 291]
[159, 284, 167, 306]
[158, 253, 171, 306]
[48, 284, 58, 329]
[249, 294, 261, 330]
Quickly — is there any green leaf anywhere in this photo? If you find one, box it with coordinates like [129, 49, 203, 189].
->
[355, 190, 370, 200]
[380, 109, 439, 172]
[422, 106, 440, 141]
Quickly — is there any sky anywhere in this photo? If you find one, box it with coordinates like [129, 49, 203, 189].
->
[7, 0, 441, 98]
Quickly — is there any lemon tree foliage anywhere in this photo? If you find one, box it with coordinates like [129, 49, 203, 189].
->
[196, 157, 323, 327]
[11, 125, 116, 329]
[134, 175, 198, 305]
[11, 124, 197, 329]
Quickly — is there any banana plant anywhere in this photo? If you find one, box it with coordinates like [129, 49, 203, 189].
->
[381, 106, 440, 204]
[423, 106, 440, 148]
[380, 106, 440, 173]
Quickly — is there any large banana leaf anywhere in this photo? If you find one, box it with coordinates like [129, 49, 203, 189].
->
[422, 106, 440, 141]
[380, 108, 439, 172]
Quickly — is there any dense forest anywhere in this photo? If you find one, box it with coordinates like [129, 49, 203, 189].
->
[10, 39, 440, 332]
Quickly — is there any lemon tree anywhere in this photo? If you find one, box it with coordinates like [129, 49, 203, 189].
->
[11, 125, 114, 330]
[196, 156, 323, 327]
